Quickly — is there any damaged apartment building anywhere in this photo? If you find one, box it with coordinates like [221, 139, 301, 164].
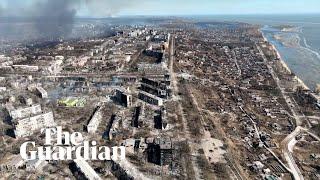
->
[138, 77, 171, 106]
[140, 77, 171, 99]
[131, 105, 144, 128]
[154, 108, 168, 130]
[87, 105, 103, 134]
[115, 88, 133, 107]
[146, 137, 173, 167]
[121, 137, 173, 167]
[137, 34, 170, 74]
[5, 103, 55, 138]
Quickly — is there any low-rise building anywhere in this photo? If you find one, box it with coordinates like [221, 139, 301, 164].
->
[36, 86, 48, 98]
[12, 65, 39, 72]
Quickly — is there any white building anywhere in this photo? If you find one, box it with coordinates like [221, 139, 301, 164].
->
[36, 86, 48, 98]
[6, 104, 42, 120]
[87, 106, 103, 133]
[25, 97, 33, 106]
[55, 56, 64, 61]
[47, 59, 63, 74]
[12, 65, 39, 72]
[26, 159, 47, 171]
[74, 159, 102, 180]
[14, 111, 55, 138]
[0, 87, 6, 92]
[0, 76, 5, 82]
[0, 154, 25, 172]
[0, 55, 13, 68]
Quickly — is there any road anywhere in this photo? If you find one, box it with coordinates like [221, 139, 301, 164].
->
[231, 50, 242, 77]
[238, 105, 293, 174]
[280, 126, 308, 180]
[257, 44, 304, 180]
[256, 45, 302, 126]
[1, 71, 165, 79]
[168, 34, 202, 179]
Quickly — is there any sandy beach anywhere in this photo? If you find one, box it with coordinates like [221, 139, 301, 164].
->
[273, 45, 310, 90]
[261, 30, 310, 90]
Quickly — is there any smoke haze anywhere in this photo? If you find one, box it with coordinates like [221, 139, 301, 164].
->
[0, 0, 143, 40]
[32, 0, 79, 39]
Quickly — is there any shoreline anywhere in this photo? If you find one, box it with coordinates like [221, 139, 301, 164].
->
[260, 29, 310, 91]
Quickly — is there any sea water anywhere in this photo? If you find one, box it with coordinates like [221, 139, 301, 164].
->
[195, 14, 320, 90]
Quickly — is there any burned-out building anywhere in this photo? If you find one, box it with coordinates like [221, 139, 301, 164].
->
[138, 91, 163, 106]
[140, 77, 171, 99]
[132, 106, 144, 128]
[154, 108, 167, 130]
[103, 114, 116, 140]
[144, 45, 165, 63]
[146, 137, 173, 167]
[35, 86, 48, 99]
[147, 143, 161, 165]
[115, 89, 133, 107]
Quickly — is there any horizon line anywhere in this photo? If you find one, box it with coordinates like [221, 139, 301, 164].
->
[1, 12, 320, 19]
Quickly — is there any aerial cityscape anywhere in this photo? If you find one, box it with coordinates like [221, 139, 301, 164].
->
[0, 0, 319, 180]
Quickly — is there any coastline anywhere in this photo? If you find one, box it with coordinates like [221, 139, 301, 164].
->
[260, 30, 310, 90]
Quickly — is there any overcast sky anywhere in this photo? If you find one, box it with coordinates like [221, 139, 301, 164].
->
[1, 0, 320, 17]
